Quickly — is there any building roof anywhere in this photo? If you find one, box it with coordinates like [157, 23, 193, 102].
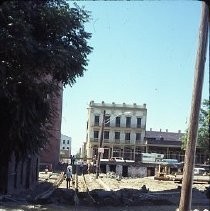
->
[89, 101, 147, 110]
[145, 139, 182, 147]
[145, 130, 184, 141]
[144, 130, 185, 147]
[61, 134, 72, 141]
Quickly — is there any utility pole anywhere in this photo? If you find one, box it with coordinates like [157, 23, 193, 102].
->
[96, 110, 106, 179]
[178, 2, 208, 211]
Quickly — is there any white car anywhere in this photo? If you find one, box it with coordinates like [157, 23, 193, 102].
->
[110, 157, 124, 162]
[194, 167, 206, 175]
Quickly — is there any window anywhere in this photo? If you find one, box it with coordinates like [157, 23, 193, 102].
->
[136, 133, 141, 141]
[105, 115, 110, 127]
[115, 132, 120, 140]
[63, 147, 65, 149]
[137, 117, 141, 128]
[115, 116, 121, 127]
[67, 140, 69, 144]
[94, 115, 99, 126]
[94, 131, 99, 139]
[67, 147, 69, 149]
[126, 117, 131, 128]
[104, 131, 109, 139]
[63, 140, 65, 144]
[125, 132, 130, 140]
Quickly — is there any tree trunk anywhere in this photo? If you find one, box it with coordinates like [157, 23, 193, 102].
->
[0, 162, 9, 194]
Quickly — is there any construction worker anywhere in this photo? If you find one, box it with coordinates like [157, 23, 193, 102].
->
[66, 164, 72, 189]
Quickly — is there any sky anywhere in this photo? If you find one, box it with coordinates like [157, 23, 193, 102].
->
[61, 1, 209, 155]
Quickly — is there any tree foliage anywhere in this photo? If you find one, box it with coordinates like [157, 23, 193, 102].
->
[182, 99, 210, 153]
[0, 0, 92, 164]
[197, 99, 210, 150]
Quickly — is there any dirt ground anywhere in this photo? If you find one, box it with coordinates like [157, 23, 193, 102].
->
[66, 173, 209, 211]
[0, 173, 209, 211]
[0, 203, 209, 211]
[82, 173, 208, 192]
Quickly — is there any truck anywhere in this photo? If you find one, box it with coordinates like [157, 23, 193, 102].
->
[141, 153, 164, 163]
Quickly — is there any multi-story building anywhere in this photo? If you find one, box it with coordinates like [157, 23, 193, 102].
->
[85, 101, 208, 166]
[143, 129, 185, 162]
[86, 101, 147, 161]
[144, 129, 208, 164]
[40, 86, 63, 170]
[0, 84, 63, 194]
[60, 134, 71, 163]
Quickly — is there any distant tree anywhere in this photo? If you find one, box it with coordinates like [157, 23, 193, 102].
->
[181, 131, 188, 150]
[75, 152, 81, 159]
[182, 99, 210, 154]
[0, 0, 92, 165]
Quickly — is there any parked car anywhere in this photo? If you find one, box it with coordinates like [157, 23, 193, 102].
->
[110, 157, 124, 162]
[125, 159, 135, 163]
[194, 167, 206, 175]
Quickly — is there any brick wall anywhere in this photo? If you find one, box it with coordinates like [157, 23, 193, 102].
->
[6, 153, 39, 194]
[40, 86, 63, 170]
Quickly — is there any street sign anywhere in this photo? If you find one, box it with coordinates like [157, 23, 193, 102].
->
[98, 148, 104, 153]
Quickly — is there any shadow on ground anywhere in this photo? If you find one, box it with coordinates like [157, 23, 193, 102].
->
[0, 182, 209, 210]
[32, 185, 210, 207]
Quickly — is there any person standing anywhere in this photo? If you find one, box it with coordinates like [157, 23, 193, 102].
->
[70, 155, 75, 165]
[87, 162, 91, 174]
[66, 164, 72, 189]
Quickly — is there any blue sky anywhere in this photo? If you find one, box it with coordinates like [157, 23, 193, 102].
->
[62, 1, 209, 155]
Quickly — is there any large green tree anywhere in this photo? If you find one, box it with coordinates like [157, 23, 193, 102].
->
[182, 99, 210, 154]
[197, 99, 210, 151]
[0, 0, 92, 164]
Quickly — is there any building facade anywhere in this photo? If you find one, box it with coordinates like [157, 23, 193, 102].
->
[143, 129, 208, 164]
[85, 101, 207, 165]
[60, 134, 72, 163]
[143, 129, 185, 162]
[40, 85, 63, 170]
[86, 101, 147, 161]
[0, 153, 39, 194]
[0, 83, 63, 194]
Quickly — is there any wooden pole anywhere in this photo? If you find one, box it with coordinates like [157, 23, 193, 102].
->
[96, 110, 106, 179]
[178, 2, 209, 211]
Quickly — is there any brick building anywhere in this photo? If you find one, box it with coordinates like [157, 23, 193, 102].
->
[3, 154, 39, 194]
[0, 86, 63, 194]
[39, 86, 63, 170]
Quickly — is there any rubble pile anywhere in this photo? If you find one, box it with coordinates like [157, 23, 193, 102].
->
[38, 186, 175, 207]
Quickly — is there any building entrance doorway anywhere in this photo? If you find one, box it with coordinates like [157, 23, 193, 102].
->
[122, 166, 128, 177]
